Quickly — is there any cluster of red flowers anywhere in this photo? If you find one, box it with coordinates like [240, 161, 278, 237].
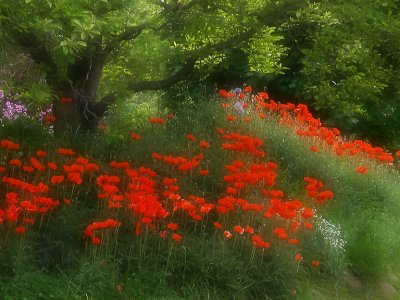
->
[84, 219, 121, 245]
[0, 141, 105, 234]
[60, 97, 73, 104]
[1, 139, 20, 150]
[220, 132, 265, 157]
[304, 177, 334, 205]
[219, 87, 400, 165]
[218, 86, 253, 99]
[0, 143, 59, 233]
[148, 117, 167, 125]
[1, 85, 362, 270]
[152, 152, 205, 172]
[259, 99, 396, 164]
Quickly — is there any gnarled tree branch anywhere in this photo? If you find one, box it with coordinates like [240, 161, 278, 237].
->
[127, 28, 257, 92]
[103, 23, 147, 56]
[128, 57, 197, 91]
[11, 31, 58, 83]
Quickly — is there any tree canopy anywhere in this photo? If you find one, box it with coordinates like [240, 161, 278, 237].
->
[2, 0, 400, 145]
[273, 0, 400, 144]
[0, 0, 287, 132]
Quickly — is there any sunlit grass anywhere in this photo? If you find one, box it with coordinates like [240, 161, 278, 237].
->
[0, 87, 399, 299]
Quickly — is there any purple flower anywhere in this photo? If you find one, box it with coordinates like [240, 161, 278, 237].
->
[3, 100, 28, 120]
[0, 90, 52, 125]
[234, 88, 242, 95]
[234, 101, 245, 114]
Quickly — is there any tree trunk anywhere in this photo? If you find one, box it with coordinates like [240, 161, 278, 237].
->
[52, 54, 112, 135]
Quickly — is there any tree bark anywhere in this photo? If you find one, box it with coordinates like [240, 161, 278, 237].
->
[52, 53, 111, 134]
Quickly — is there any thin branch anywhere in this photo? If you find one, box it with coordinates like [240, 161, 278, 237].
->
[103, 23, 147, 55]
[104, 0, 202, 55]
[128, 28, 257, 92]
[180, 0, 202, 10]
[13, 32, 58, 77]
[128, 57, 197, 91]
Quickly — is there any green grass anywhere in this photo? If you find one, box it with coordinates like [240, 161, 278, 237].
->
[1, 94, 399, 299]
[254, 117, 400, 280]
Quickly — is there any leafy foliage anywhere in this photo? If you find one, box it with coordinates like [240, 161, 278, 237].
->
[275, 0, 400, 144]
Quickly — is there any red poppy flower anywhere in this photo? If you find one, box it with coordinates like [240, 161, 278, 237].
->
[233, 225, 244, 235]
[23, 218, 35, 225]
[0, 139, 20, 150]
[311, 260, 320, 267]
[244, 225, 254, 234]
[167, 223, 179, 231]
[258, 92, 269, 99]
[148, 117, 166, 124]
[302, 207, 314, 219]
[199, 140, 209, 149]
[226, 187, 238, 195]
[15, 226, 26, 234]
[30, 157, 45, 171]
[152, 152, 163, 160]
[172, 233, 182, 242]
[44, 115, 56, 124]
[23, 165, 34, 173]
[226, 115, 236, 122]
[244, 86, 252, 93]
[355, 166, 368, 174]
[304, 222, 313, 230]
[67, 172, 82, 185]
[142, 217, 152, 224]
[223, 230, 233, 239]
[218, 89, 231, 98]
[135, 222, 141, 236]
[310, 146, 320, 153]
[9, 159, 22, 167]
[131, 132, 141, 140]
[60, 97, 73, 104]
[47, 162, 58, 170]
[57, 148, 75, 156]
[51, 175, 64, 184]
[213, 222, 222, 230]
[198, 169, 209, 176]
[36, 150, 46, 157]
[85, 163, 99, 172]
[273, 227, 288, 239]
[295, 253, 303, 262]
[92, 237, 101, 246]
[186, 134, 196, 142]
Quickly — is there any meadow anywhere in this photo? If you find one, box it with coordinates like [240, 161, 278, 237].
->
[0, 87, 399, 299]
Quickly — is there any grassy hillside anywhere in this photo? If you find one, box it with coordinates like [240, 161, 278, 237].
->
[0, 87, 399, 299]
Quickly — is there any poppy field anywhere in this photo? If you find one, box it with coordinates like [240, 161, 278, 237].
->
[1, 87, 400, 299]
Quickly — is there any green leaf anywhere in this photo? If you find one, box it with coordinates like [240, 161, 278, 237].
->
[76, 40, 87, 47]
